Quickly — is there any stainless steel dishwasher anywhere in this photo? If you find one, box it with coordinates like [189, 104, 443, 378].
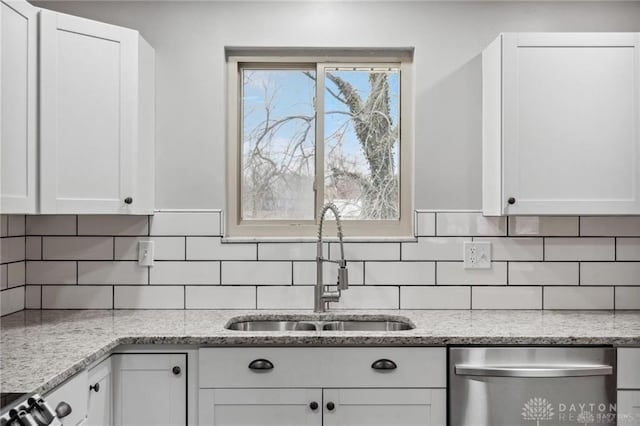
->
[449, 347, 616, 426]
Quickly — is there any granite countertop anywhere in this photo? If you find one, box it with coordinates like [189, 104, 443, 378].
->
[1, 309, 640, 398]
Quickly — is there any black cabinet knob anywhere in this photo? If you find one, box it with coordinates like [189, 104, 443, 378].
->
[55, 402, 72, 419]
[124, 197, 133, 205]
[309, 401, 319, 411]
[248, 359, 274, 371]
[326, 402, 335, 411]
[89, 383, 100, 392]
[172, 366, 181, 375]
[508, 197, 516, 205]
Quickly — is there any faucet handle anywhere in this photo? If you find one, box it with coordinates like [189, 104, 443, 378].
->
[338, 265, 349, 290]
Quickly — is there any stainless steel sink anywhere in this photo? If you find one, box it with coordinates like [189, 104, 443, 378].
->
[322, 320, 413, 331]
[225, 317, 414, 332]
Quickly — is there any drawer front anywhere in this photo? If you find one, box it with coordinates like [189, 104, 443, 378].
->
[618, 348, 640, 389]
[45, 370, 89, 426]
[199, 347, 446, 388]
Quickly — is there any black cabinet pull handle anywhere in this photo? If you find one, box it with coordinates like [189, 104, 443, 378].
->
[172, 366, 181, 375]
[309, 401, 319, 410]
[248, 359, 274, 371]
[371, 359, 397, 370]
[124, 197, 133, 205]
[326, 402, 335, 411]
[89, 383, 100, 392]
[507, 197, 516, 205]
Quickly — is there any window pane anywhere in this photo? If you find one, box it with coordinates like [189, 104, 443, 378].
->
[241, 69, 316, 220]
[324, 68, 400, 220]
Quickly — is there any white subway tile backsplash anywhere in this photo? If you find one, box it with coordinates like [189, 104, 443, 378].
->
[475, 237, 543, 261]
[436, 212, 506, 236]
[330, 286, 399, 309]
[472, 286, 542, 309]
[1, 286, 25, 315]
[415, 212, 436, 236]
[150, 212, 221, 236]
[400, 286, 470, 309]
[365, 262, 435, 285]
[42, 286, 112, 309]
[402, 237, 469, 261]
[0, 216, 8, 237]
[222, 261, 291, 285]
[615, 287, 640, 310]
[293, 261, 364, 286]
[580, 217, 640, 237]
[26, 216, 76, 235]
[7, 262, 25, 288]
[114, 286, 184, 309]
[7, 215, 25, 236]
[115, 237, 185, 261]
[544, 238, 614, 261]
[150, 261, 220, 285]
[186, 286, 256, 309]
[43, 237, 113, 260]
[25, 237, 41, 260]
[257, 286, 313, 309]
[26, 261, 76, 285]
[25, 285, 41, 309]
[78, 261, 148, 285]
[581, 262, 640, 286]
[330, 242, 400, 261]
[1, 237, 25, 263]
[78, 215, 149, 236]
[258, 243, 317, 261]
[0, 265, 7, 290]
[508, 262, 578, 286]
[508, 216, 579, 236]
[544, 287, 614, 310]
[617, 238, 640, 261]
[187, 237, 255, 260]
[437, 262, 507, 285]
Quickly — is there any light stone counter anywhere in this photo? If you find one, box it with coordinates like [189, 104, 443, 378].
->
[2, 309, 639, 398]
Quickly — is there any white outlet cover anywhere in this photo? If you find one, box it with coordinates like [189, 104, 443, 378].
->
[138, 240, 155, 266]
[463, 241, 492, 269]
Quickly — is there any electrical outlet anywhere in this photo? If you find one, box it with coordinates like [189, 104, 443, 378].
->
[463, 241, 491, 269]
[138, 240, 155, 266]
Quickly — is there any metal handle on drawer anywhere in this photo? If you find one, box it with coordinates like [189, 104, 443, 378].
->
[455, 364, 613, 378]
[248, 359, 274, 371]
[371, 359, 397, 370]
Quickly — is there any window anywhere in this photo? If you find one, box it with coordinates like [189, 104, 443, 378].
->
[226, 50, 413, 238]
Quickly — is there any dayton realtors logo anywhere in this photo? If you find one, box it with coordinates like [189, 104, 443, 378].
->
[522, 397, 555, 425]
[521, 397, 618, 424]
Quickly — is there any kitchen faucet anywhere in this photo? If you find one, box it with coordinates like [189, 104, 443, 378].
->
[315, 203, 349, 312]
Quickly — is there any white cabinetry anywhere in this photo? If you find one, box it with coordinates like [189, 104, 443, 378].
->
[39, 10, 154, 214]
[45, 370, 89, 426]
[199, 347, 447, 426]
[0, 0, 38, 213]
[112, 353, 186, 426]
[86, 358, 112, 426]
[619, 348, 640, 425]
[483, 33, 640, 216]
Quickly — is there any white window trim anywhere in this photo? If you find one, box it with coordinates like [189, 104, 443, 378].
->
[226, 54, 414, 238]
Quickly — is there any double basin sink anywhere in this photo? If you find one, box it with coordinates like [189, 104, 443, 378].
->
[226, 316, 415, 332]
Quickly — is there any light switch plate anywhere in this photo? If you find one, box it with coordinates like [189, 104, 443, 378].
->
[463, 241, 491, 269]
[138, 240, 155, 266]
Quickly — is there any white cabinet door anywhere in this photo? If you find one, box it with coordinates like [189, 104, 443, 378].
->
[112, 354, 186, 426]
[618, 391, 640, 426]
[39, 10, 138, 214]
[87, 358, 112, 426]
[484, 33, 640, 216]
[199, 388, 322, 426]
[0, 0, 38, 214]
[322, 388, 446, 426]
[45, 370, 89, 426]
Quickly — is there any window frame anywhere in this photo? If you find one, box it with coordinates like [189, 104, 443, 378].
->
[226, 54, 414, 238]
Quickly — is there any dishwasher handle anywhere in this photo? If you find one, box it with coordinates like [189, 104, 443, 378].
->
[455, 364, 613, 378]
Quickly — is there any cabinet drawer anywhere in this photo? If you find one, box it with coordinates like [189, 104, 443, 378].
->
[618, 348, 640, 389]
[45, 370, 89, 426]
[199, 347, 446, 388]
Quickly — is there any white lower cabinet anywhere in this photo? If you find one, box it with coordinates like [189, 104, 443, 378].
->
[618, 348, 640, 426]
[112, 353, 187, 426]
[45, 370, 89, 426]
[86, 358, 112, 426]
[618, 391, 640, 426]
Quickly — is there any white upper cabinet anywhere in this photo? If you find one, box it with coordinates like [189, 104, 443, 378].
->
[39, 10, 154, 214]
[483, 33, 640, 216]
[0, 0, 38, 214]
